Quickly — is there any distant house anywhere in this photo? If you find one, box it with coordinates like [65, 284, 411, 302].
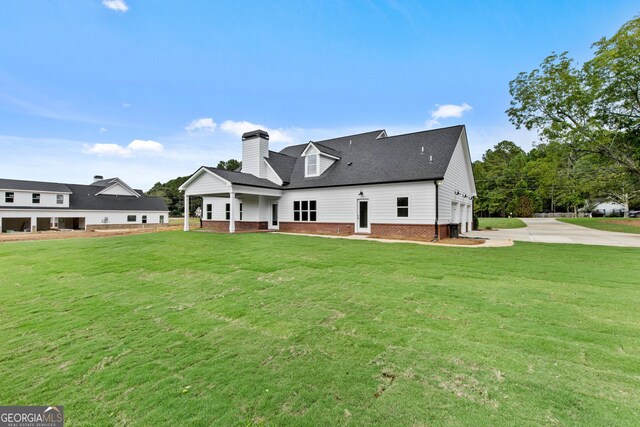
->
[179, 125, 476, 240]
[591, 201, 625, 217]
[0, 176, 169, 232]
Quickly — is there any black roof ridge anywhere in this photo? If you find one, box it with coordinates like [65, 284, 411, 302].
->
[267, 150, 296, 159]
[382, 124, 465, 140]
[1, 177, 73, 187]
[278, 129, 385, 153]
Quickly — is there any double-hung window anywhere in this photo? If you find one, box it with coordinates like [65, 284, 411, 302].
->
[56, 194, 64, 204]
[32, 193, 40, 204]
[5, 192, 14, 203]
[306, 153, 318, 176]
[397, 197, 409, 217]
[206, 204, 212, 220]
[225, 203, 230, 220]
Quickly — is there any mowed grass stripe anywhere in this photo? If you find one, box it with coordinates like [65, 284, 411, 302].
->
[0, 231, 639, 425]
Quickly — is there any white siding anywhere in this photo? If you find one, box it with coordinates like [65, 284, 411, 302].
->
[279, 181, 436, 225]
[0, 190, 70, 208]
[319, 155, 336, 175]
[264, 161, 284, 185]
[242, 137, 269, 178]
[184, 171, 230, 196]
[0, 209, 168, 227]
[98, 183, 137, 196]
[440, 133, 475, 231]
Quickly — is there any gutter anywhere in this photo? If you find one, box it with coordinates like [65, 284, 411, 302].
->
[434, 180, 440, 240]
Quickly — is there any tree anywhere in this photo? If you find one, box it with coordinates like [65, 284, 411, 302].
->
[216, 159, 241, 171]
[507, 16, 640, 180]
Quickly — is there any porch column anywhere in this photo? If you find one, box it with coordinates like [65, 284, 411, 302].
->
[183, 195, 189, 231]
[0, 217, 2, 233]
[229, 191, 236, 233]
[31, 216, 37, 233]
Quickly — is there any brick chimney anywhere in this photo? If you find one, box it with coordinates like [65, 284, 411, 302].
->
[241, 130, 269, 178]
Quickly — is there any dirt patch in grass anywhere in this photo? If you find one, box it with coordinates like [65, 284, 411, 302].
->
[603, 219, 640, 227]
[436, 238, 485, 246]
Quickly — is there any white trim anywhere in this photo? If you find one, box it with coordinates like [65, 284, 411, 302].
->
[301, 142, 341, 160]
[179, 167, 232, 191]
[0, 189, 72, 195]
[95, 179, 141, 198]
[376, 130, 387, 139]
[305, 152, 319, 177]
[263, 159, 284, 185]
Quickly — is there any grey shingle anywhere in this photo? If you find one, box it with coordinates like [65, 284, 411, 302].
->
[0, 179, 168, 211]
[203, 167, 282, 189]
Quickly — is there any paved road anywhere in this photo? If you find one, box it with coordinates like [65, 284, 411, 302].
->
[466, 218, 640, 247]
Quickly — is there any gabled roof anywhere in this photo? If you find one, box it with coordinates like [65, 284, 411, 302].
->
[94, 178, 141, 197]
[281, 126, 464, 189]
[0, 178, 71, 193]
[183, 125, 467, 192]
[0, 178, 167, 211]
[203, 167, 282, 189]
[264, 151, 296, 183]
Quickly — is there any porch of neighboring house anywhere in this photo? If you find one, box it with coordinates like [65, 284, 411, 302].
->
[0, 216, 86, 233]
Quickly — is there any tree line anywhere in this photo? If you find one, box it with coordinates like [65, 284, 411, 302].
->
[476, 15, 640, 217]
[146, 160, 241, 216]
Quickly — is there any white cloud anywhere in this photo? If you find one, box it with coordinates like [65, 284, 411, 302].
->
[128, 139, 164, 152]
[426, 103, 473, 127]
[102, 0, 128, 12]
[122, 103, 131, 108]
[84, 139, 164, 157]
[185, 117, 217, 132]
[99, 127, 108, 133]
[219, 120, 294, 143]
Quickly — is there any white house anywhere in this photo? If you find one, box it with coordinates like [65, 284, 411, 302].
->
[0, 176, 169, 232]
[179, 125, 477, 240]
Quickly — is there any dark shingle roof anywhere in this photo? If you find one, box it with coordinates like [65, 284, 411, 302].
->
[264, 151, 296, 183]
[280, 126, 464, 189]
[0, 179, 168, 211]
[193, 126, 465, 191]
[0, 179, 71, 193]
[203, 167, 282, 189]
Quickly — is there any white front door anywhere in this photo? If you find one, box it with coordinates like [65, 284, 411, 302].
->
[357, 199, 370, 233]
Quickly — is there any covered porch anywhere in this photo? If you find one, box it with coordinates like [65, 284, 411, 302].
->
[183, 184, 282, 233]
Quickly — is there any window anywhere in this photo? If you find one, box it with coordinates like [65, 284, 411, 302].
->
[306, 153, 318, 176]
[206, 204, 212, 220]
[225, 203, 230, 220]
[293, 200, 317, 222]
[57, 194, 64, 204]
[32, 193, 40, 204]
[5, 192, 14, 203]
[142, 215, 147, 224]
[397, 197, 409, 217]
[127, 215, 136, 222]
[239, 203, 243, 220]
[159, 215, 165, 224]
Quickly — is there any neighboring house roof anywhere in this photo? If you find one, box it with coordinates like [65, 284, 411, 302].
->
[0, 178, 168, 211]
[0, 179, 72, 193]
[203, 167, 283, 189]
[278, 126, 464, 188]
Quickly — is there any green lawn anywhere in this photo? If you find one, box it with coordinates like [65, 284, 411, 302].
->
[1, 232, 639, 426]
[478, 217, 527, 229]
[558, 217, 640, 234]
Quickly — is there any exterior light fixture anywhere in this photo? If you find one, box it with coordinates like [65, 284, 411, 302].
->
[358, 191, 364, 197]
[454, 190, 460, 195]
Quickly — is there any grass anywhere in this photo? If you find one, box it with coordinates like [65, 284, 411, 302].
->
[478, 217, 527, 229]
[1, 232, 639, 425]
[558, 217, 640, 234]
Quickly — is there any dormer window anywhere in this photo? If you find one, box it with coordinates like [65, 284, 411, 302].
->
[306, 153, 318, 177]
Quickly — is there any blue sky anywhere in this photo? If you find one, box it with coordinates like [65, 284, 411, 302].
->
[1, 1, 637, 189]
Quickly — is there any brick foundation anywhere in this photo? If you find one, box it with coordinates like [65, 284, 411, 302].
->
[87, 223, 169, 231]
[369, 223, 450, 241]
[201, 220, 268, 232]
[279, 222, 354, 235]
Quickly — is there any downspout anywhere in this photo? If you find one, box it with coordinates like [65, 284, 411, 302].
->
[434, 180, 440, 240]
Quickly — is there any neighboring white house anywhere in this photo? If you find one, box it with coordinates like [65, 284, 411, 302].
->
[591, 201, 625, 217]
[179, 125, 477, 240]
[0, 176, 169, 232]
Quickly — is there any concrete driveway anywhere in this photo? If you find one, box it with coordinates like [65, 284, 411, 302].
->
[466, 218, 640, 247]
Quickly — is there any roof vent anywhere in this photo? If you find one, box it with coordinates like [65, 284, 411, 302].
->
[429, 155, 433, 163]
[421, 146, 425, 154]
[93, 175, 104, 182]
[347, 162, 353, 166]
